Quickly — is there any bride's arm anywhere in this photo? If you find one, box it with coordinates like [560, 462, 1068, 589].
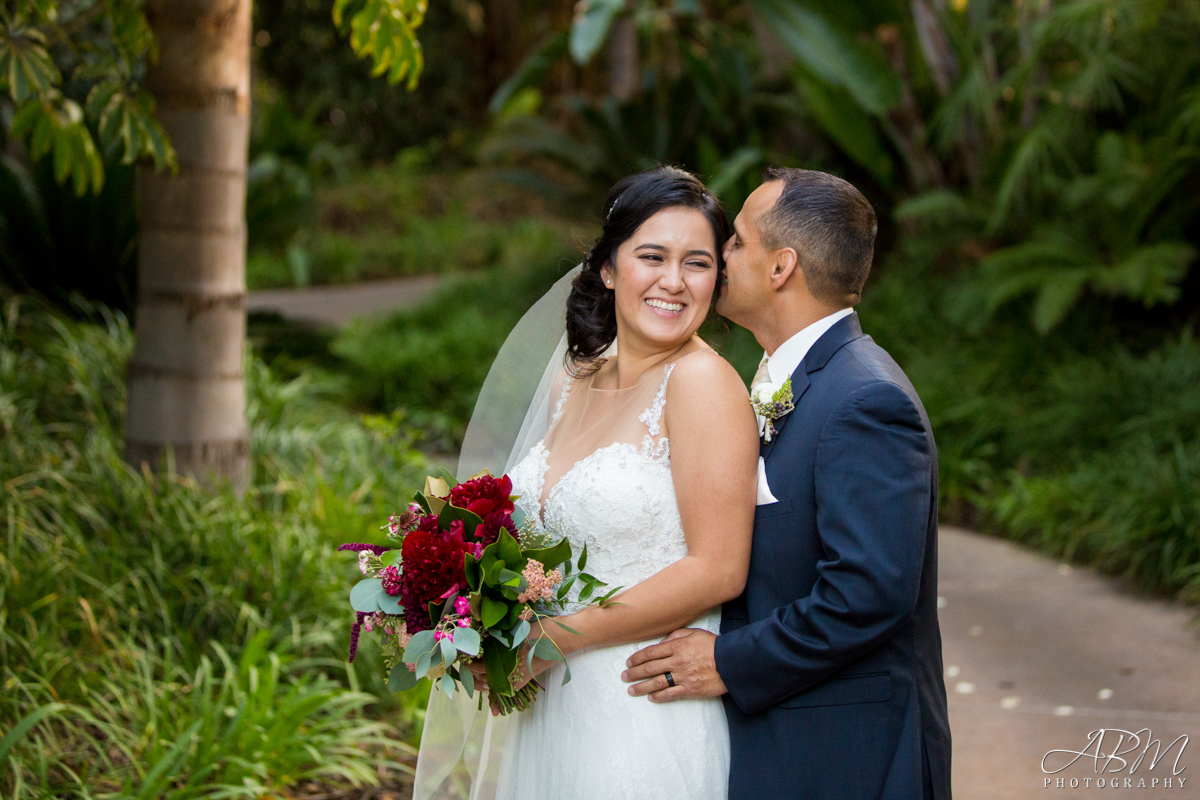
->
[539, 350, 759, 658]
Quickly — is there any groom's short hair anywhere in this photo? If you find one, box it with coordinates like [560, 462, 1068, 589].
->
[758, 168, 877, 306]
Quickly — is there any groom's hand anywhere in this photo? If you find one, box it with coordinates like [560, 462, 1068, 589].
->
[622, 628, 727, 702]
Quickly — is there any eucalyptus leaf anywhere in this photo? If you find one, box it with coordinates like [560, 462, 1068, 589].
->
[463, 669, 475, 699]
[453, 626, 481, 656]
[551, 619, 582, 636]
[440, 672, 456, 697]
[510, 619, 531, 648]
[439, 637, 457, 668]
[403, 630, 436, 663]
[388, 663, 418, 692]
[414, 649, 433, 680]
[349, 579, 384, 613]
[377, 591, 404, 616]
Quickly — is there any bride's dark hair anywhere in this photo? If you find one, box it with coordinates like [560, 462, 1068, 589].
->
[566, 166, 732, 373]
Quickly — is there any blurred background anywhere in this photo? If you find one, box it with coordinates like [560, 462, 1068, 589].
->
[2, 0, 1198, 797]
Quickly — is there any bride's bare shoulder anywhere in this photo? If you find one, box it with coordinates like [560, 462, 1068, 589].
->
[668, 348, 749, 400]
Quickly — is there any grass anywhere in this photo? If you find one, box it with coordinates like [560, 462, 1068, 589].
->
[0, 294, 436, 798]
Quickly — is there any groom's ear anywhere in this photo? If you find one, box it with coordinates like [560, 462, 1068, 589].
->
[769, 247, 799, 291]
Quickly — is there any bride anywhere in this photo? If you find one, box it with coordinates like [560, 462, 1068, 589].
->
[415, 166, 759, 800]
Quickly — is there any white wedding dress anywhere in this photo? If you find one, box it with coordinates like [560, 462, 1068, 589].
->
[493, 359, 729, 800]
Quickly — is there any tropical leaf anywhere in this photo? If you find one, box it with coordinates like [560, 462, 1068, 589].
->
[490, 32, 568, 114]
[792, 68, 894, 185]
[749, 0, 901, 116]
[569, 0, 624, 65]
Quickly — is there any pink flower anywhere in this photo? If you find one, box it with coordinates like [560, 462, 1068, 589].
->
[454, 596, 471, 616]
[457, 618, 471, 627]
[434, 629, 450, 641]
[381, 564, 402, 596]
[517, 559, 562, 604]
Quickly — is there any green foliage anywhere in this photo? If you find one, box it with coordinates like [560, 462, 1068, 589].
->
[860, 252, 1200, 601]
[333, 0, 427, 89]
[331, 251, 578, 443]
[0, 294, 431, 796]
[0, 2, 176, 196]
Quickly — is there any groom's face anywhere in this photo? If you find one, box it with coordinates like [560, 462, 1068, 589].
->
[715, 181, 784, 326]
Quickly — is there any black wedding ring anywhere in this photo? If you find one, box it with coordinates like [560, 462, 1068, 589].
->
[664, 671, 676, 688]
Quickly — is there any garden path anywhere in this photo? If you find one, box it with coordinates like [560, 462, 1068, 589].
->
[246, 274, 440, 326]
[939, 526, 1200, 798]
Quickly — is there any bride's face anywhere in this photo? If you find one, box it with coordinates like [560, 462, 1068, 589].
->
[601, 207, 719, 351]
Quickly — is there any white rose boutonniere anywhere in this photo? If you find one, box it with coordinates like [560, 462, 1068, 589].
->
[750, 378, 795, 443]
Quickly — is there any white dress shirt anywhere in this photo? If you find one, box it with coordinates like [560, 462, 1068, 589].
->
[755, 307, 854, 506]
[763, 307, 855, 386]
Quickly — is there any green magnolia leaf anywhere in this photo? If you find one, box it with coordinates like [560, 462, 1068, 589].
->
[484, 559, 505, 586]
[349, 579, 384, 613]
[481, 597, 507, 629]
[452, 626, 481, 656]
[412, 491, 432, 514]
[436, 466, 459, 489]
[464, 552, 482, 591]
[388, 662, 418, 692]
[381, 549, 402, 567]
[481, 639, 514, 695]
[497, 568, 522, 587]
[496, 528, 523, 567]
[523, 537, 571, 571]
[569, 0, 624, 65]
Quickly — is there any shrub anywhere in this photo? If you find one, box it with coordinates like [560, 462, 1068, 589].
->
[0, 295, 431, 798]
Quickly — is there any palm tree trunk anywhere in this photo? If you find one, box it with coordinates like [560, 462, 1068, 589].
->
[125, 0, 251, 490]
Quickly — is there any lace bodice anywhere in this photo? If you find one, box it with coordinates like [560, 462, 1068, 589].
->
[493, 359, 728, 800]
[507, 363, 718, 631]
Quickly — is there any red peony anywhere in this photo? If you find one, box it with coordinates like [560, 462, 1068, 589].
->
[448, 474, 515, 518]
[399, 523, 470, 633]
[475, 511, 518, 547]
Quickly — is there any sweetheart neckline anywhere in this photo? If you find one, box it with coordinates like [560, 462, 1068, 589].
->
[527, 437, 670, 527]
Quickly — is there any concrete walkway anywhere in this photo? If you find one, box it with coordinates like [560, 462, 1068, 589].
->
[246, 274, 440, 326]
[939, 527, 1200, 798]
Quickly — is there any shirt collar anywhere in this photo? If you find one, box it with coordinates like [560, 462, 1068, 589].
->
[765, 308, 855, 385]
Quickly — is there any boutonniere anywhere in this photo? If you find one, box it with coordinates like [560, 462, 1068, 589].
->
[751, 378, 795, 443]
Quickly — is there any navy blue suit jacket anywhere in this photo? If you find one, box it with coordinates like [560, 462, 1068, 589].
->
[714, 313, 951, 800]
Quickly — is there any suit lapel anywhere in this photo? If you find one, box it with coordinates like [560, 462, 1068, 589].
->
[761, 312, 865, 461]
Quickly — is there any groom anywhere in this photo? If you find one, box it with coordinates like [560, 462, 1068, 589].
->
[622, 168, 952, 799]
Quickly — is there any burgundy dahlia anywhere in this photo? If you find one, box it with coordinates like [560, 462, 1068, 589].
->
[399, 525, 471, 633]
[448, 474, 515, 518]
[475, 510, 518, 547]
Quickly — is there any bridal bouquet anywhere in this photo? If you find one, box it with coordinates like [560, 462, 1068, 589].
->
[339, 469, 619, 715]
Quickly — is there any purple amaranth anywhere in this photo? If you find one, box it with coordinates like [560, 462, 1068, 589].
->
[337, 543, 393, 555]
[348, 611, 369, 662]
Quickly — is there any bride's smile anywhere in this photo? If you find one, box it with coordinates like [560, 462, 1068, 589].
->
[601, 206, 719, 358]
